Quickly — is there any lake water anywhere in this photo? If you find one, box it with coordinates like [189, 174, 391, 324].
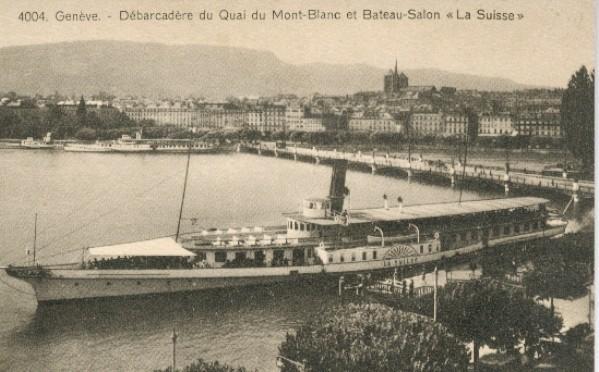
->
[0, 150, 591, 371]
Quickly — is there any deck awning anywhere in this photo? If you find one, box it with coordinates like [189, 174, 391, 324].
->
[285, 197, 549, 226]
[88, 237, 196, 257]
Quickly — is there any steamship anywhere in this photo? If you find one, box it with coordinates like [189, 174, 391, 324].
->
[4, 160, 567, 303]
[64, 134, 226, 153]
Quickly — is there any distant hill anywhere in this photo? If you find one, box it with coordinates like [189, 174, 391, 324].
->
[0, 40, 541, 98]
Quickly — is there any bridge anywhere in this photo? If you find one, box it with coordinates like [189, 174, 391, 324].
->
[242, 144, 594, 200]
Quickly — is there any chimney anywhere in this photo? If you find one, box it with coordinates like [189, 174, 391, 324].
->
[328, 159, 348, 214]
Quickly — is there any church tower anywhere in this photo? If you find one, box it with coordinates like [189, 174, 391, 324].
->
[384, 59, 407, 95]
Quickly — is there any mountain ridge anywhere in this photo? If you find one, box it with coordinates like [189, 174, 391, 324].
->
[0, 40, 546, 98]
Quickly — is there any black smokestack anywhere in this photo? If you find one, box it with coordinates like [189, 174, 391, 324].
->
[328, 159, 348, 214]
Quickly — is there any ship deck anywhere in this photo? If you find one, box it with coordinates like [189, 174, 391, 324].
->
[286, 196, 548, 225]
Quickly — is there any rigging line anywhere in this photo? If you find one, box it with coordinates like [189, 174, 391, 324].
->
[175, 136, 193, 241]
[36, 168, 185, 253]
[37, 232, 179, 262]
[458, 128, 470, 204]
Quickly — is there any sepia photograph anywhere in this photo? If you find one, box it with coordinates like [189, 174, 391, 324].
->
[0, 0, 595, 371]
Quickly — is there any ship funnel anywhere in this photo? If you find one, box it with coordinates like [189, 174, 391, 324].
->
[328, 159, 348, 214]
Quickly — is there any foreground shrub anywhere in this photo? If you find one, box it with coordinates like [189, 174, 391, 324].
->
[279, 303, 469, 372]
[155, 358, 249, 372]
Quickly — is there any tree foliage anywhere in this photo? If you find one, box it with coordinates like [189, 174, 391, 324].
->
[279, 303, 469, 372]
[550, 323, 594, 372]
[75, 127, 97, 141]
[436, 279, 562, 368]
[0, 104, 135, 140]
[155, 358, 250, 372]
[561, 66, 595, 172]
[523, 248, 589, 315]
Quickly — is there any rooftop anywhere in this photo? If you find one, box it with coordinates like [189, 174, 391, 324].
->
[286, 197, 548, 226]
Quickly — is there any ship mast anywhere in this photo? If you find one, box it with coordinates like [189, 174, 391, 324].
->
[175, 134, 193, 241]
[33, 213, 37, 265]
[458, 110, 470, 203]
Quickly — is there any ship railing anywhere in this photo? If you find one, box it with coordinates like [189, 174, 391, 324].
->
[196, 238, 306, 249]
[368, 280, 434, 298]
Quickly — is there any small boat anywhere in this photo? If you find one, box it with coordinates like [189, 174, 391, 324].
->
[20, 132, 62, 149]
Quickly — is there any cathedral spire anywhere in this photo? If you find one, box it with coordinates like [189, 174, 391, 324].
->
[394, 58, 398, 75]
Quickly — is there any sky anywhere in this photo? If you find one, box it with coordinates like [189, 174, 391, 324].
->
[0, 0, 595, 87]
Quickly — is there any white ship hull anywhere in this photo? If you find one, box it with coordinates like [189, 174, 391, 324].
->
[21, 143, 61, 149]
[10, 226, 565, 303]
[64, 145, 113, 152]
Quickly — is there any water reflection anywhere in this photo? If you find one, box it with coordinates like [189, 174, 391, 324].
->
[8, 284, 338, 371]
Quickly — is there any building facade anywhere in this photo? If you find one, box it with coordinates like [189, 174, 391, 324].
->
[442, 112, 468, 137]
[348, 112, 403, 133]
[478, 112, 514, 137]
[123, 107, 197, 128]
[247, 105, 286, 133]
[513, 107, 562, 138]
[410, 112, 444, 137]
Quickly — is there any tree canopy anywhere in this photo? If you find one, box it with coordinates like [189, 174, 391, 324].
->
[155, 358, 250, 372]
[523, 248, 589, 315]
[279, 303, 469, 372]
[435, 279, 562, 369]
[0, 104, 135, 140]
[561, 66, 595, 172]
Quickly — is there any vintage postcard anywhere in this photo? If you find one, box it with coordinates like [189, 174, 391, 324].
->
[0, 0, 595, 371]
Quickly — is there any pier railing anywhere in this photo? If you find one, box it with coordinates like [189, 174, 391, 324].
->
[244, 144, 593, 198]
[369, 281, 434, 297]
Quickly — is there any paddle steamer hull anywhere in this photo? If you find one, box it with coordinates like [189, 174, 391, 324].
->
[7, 225, 565, 303]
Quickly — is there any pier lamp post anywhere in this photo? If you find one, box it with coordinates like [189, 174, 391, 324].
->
[408, 223, 420, 243]
[171, 328, 177, 372]
[433, 265, 438, 322]
[373, 226, 385, 247]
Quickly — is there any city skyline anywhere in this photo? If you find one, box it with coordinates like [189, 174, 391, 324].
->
[0, 0, 594, 88]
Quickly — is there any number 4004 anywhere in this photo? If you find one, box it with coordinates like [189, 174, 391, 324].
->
[18, 11, 46, 22]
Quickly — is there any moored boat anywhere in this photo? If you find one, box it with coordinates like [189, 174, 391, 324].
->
[85, 133, 228, 154]
[111, 134, 154, 152]
[20, 132, 62, 149]
[64, 141, 114, 152]
[4, 160, 568, 303]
